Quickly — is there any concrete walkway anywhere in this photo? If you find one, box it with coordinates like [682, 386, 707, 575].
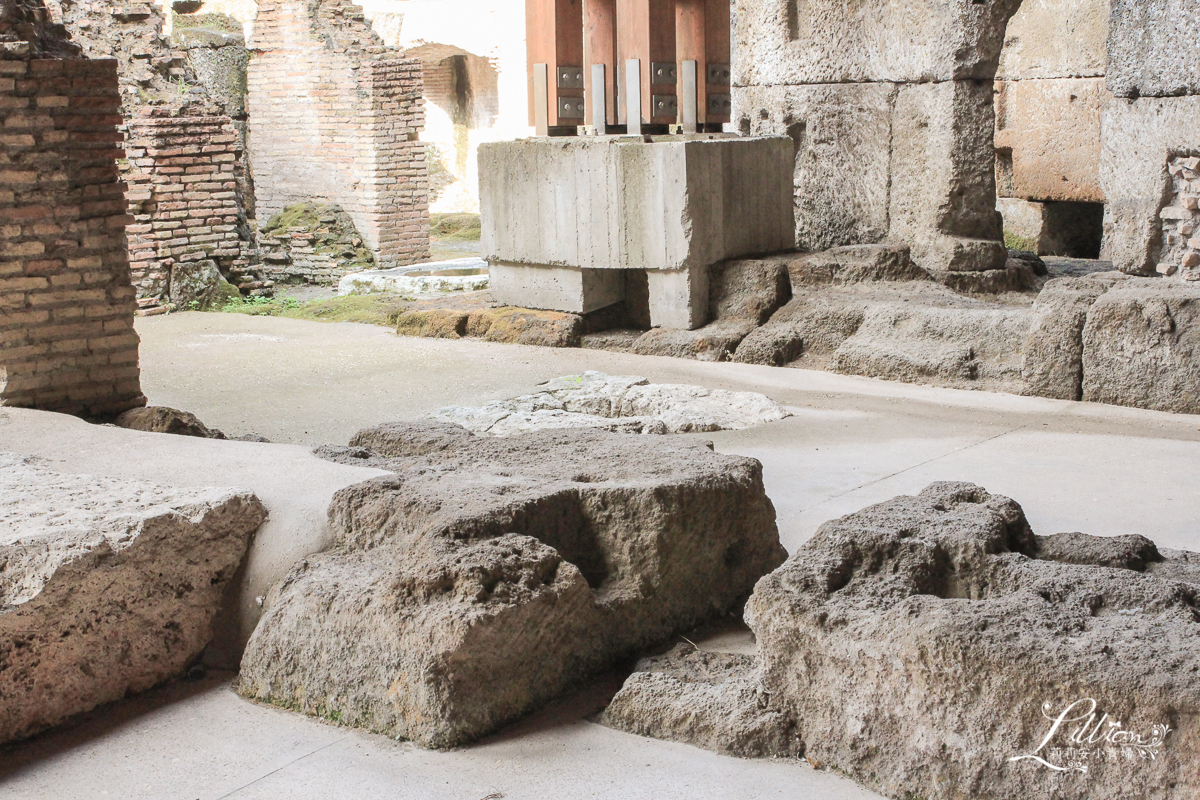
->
[2, 310, 1199, 800]
[137, 311, 1200, 552]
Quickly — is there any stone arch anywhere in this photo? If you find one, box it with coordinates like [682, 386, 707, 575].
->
[402, 42, 501, 211]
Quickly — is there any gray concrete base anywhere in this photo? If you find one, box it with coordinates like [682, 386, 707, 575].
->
[647, 264, 710, 330]
[489, 262, 624, 313]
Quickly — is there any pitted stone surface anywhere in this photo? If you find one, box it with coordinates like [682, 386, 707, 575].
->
[746, 482, 1200, 800]
[602, 643, 799, 759]
[0, 453, 264, 744]
[240, 424, 786, 748]
[424, 372, 791, 436]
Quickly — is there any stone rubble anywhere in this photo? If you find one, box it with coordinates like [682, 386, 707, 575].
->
[239, 421, 786, 748]
[604, 483, 1200, 800]
[425, 372, 792, 436]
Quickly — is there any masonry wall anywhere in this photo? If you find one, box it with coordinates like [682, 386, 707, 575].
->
[1100, 0, 1200, 278]
[0, 55, 144, 417]
[248, 0, 430, 270]
[123, 108, 259, 314]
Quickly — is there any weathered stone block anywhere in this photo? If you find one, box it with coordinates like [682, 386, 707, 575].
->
[1100, 97, 1200, 274]
[1107, 0, 1200, 99]
[831, 304, 1030, 393]
[238, 424, 787, 748]
[747, 482, 1200, 800]
[1, 454, 264, 744]
[994, 77, 1108, 203]
[734, 0, 1021, 86]
[1020, 276, 1114, 400]
[889, 80, 1006, 272]
[734, 83, 895, 251]
[1081, 278, 1200, 414]
[602, 643, 798, 759]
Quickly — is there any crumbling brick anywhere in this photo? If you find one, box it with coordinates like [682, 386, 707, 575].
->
[248, 0, 431, 271]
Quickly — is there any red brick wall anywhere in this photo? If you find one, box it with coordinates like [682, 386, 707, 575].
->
[123, 109, 259, 314]
[0, 55, 144, 418]
[248, 0, 431, 270]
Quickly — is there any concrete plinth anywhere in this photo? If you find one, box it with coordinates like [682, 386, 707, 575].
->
[490, 263, 624, 313]
[479, 134, 794, 329]
[647, 265, 710, 330]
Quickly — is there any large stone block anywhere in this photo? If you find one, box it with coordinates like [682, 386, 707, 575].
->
[0, 454, 264, 744]
[995, 77, 1108, 203]
[479, 135, 794, 275]
[747, 482, 1200, 800]
[1020, 276, 1114, 400]
[238, 424, 786, 748]
[1107, 0, 1200, 99]
[735, 83, 895, 251]
[1081, 278, 1200, 414]
[734, 0, 1021, 86]
[831, 304, 1031, 393]
[995, 0, 1108, 81]
[889, 80, 1007, 272]
[1100, 96, 1200, 273]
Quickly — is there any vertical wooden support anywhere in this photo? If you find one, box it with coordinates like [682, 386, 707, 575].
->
[616, 0, 676, 127]
[527, 0, 585, 131]
[675, 0, 729, 130]
[584, 0, 617, 128]
[703, 0, 730, 128]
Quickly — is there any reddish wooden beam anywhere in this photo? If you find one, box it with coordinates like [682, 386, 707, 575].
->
[616, 0, 676, 126]
[584, 0, 617, 127]
[704, 0, 730, 126]
[527, 0, 585, 130]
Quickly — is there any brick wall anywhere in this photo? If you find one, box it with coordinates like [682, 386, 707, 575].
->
[0, 55, 144, 418]
[123, 107, 264, 314]
[1156, 154, 1200, 282]
[248, 0, 431, 270]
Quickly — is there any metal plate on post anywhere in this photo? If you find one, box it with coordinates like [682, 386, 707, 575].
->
[557, 66, 585, 89]
[533, 63, 550, 135]
[707, 93, 731, 117]
[652, 94, 678, 119]
[591, 63, 607, 134]
[558, 96, 586, 119]
[706, 63, 731, 86]
[626, 59, 642, 135]
[650, 62, 677, 85]
[680, 59, 698, 133]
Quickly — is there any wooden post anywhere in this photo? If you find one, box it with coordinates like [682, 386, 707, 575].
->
[704, 0, 730, 129]
[584, 0, 617, 128]
[527, 0, 585, 132]
[616, 0, 676, 128]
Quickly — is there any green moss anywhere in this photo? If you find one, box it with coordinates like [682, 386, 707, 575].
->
[430, 213, 482, 242]
[1004, 231, 1038, 253]
[278, 294, 413, 326]
[212, 293, 411, 327]
[173, 11, 241, 32]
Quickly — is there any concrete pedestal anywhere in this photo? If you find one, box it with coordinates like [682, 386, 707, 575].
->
[489, 263, 624, 313]
[479, 134, 794, 329]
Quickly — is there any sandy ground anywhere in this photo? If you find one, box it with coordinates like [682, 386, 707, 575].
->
[2, 310, 1198, 800]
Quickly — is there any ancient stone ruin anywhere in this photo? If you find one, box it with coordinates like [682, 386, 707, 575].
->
[603, 482, 1200, 800]
[2, 1, 1200, 798]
